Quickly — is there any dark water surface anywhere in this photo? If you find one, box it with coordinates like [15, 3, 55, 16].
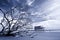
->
[0, 32, 60, 40]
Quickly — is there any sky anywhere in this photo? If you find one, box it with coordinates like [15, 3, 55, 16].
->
[32, 0, 60, 30]
[0, 0, 60, 30]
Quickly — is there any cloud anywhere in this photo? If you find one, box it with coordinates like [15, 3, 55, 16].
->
[32, 20, 60, 30]
[27, 0, 35, 6]
[32, 0, 60, 30]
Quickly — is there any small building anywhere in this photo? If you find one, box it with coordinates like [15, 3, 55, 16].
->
[32, 22, 45, 31]
[34, 26, 44, 31]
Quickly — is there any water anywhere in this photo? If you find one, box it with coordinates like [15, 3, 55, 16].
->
[0, 31, 60, 40]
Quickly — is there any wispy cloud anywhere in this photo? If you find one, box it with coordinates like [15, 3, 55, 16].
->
[32, 0, 60, 30]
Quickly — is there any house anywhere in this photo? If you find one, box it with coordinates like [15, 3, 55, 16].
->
[32, 22, 45, 31]
[34, 26, 44, 31]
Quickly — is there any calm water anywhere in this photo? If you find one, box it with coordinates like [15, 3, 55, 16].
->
[0, 31, 60, 40]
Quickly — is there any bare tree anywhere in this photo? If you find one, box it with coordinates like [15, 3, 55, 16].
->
[0, 6, 32, 36]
